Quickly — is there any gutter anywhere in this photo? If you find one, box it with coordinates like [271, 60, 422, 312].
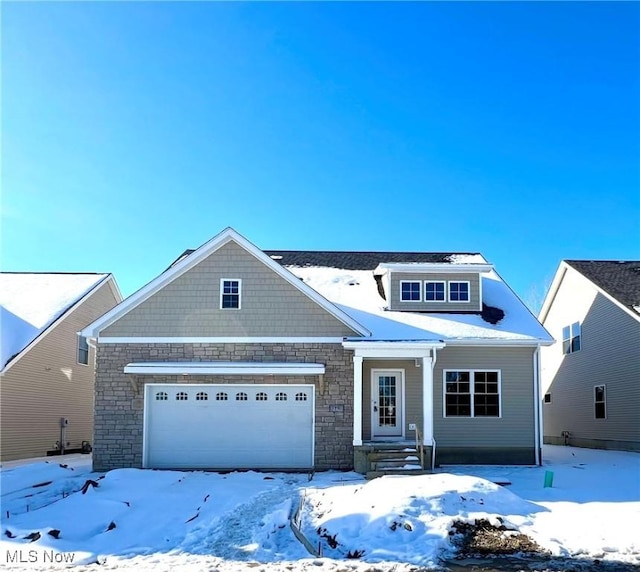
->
[533, 344, 542, 466]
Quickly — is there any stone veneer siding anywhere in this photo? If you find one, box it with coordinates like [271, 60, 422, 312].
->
[94, 343, 354, 471]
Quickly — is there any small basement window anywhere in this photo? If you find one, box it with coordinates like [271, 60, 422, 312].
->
[220, 279, 241, 309]
[400, 280, 421, 302]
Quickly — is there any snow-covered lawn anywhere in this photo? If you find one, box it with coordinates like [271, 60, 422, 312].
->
[1, 446, 638, 571]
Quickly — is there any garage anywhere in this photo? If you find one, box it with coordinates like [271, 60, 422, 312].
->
[143, 382, 315, 470]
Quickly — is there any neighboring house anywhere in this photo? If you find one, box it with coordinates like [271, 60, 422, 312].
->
[539, 260, 640, 452]
[81, 228, 553, 474]
[1, 273, 121, 462]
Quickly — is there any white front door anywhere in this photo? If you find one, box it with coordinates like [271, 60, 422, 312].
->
[371, 370, 404, 438]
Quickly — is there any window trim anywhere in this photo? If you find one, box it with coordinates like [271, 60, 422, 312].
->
[594, 384, 606, 419]
[424, 280, 447, 303]
[399, 280, 422, 302]
[443, 369, 502, 418]
[562, 322, 581, 354]
[77, 335, 90, 366]
[448, 281, 471, 303]
[220, 278, 242, 310]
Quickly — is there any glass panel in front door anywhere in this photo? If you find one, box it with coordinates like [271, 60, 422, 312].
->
[374, 373, 402, 437]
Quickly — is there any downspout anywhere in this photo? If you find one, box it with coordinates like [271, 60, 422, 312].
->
[431, 347, 438, 471]
[533, 344, 541, 466]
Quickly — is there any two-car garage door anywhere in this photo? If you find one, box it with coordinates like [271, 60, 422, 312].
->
[143, 384, 315, 470]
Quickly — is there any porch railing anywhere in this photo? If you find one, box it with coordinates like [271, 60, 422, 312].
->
[414, 425, 425, 469]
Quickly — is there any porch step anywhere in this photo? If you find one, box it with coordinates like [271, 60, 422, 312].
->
[366, 467, 431, 480]
[367, 449, 418, 462]
[371, 457, 422, 470]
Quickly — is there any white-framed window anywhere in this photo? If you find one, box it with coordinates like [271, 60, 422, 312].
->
[220, 279, 241, 309]
[594, 385, 606, 419]
[400, 280, 421, 302]
[562, 322, 581, 354]
[424, 281, 446, 302]
[448, 281, 470, 302]
[444, 370, 501, 417]
[78, 335, 89, 365]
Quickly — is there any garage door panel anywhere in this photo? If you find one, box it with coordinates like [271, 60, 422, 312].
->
[144, 384, 314, 469]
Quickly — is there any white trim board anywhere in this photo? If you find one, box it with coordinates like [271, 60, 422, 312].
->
[124, 362, 325, 375]
[81, 227, 371, 339]
[98, 336, 346, 344]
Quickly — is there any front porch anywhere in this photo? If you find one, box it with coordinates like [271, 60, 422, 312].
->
[344, 341, 445, 476]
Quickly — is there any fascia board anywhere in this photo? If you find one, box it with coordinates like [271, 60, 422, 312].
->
[538, 261, 568, 324]
[376, 263, 494, 274]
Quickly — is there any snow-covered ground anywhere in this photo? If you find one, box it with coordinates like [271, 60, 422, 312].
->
[0, 446, 638, 571]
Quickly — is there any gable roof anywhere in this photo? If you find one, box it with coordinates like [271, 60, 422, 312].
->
[565, 260, 640, 316]
[82, 228, 371, 339]
[539, 260, 640, 325]
[0, 273, 113, 371]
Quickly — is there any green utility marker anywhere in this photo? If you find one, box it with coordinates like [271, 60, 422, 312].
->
[543, 470, 554, 488]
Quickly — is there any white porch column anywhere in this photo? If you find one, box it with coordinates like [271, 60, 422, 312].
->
[353, 355, 363, 446]
[422, 356, 434, 445]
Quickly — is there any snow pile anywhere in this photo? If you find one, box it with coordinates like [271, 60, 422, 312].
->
[0, 273, 108, 368]
[301, 473, 544, 566]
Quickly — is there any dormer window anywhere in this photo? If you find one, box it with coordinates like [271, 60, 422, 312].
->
[400, 281, 421, 302]
[425, 281, 446, 302]
[220, 279, 241, 309]
[449, 281, 470, 302]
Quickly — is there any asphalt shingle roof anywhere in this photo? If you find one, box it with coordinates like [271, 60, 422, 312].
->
[262, 250, 481, 270]
[566, 260, 640, 313]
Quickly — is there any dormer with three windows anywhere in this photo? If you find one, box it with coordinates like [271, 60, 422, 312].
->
[375, 262, 494, 312]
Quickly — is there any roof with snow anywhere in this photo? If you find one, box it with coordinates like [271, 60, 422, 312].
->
[0, 273, 110, 370]
[172, 245, 552, 344]
[566, 260, 640, 316]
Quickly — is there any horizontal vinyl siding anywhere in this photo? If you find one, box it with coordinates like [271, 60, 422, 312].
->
[388, 272, 481, 312]
[102, 242, 356, 338]
[0, 281, 119, 461]
[362, 360, 422, 440]
[543, 293, 640, 445]
[434, 346, 536, 448]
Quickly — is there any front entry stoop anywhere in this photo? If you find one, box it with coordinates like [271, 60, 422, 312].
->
[354, 443, 432, 479]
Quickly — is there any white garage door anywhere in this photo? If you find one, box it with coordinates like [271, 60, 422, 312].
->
[144, 384, 314, 470]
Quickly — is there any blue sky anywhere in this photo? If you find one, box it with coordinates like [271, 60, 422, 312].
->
[2, 1, 639, 311]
